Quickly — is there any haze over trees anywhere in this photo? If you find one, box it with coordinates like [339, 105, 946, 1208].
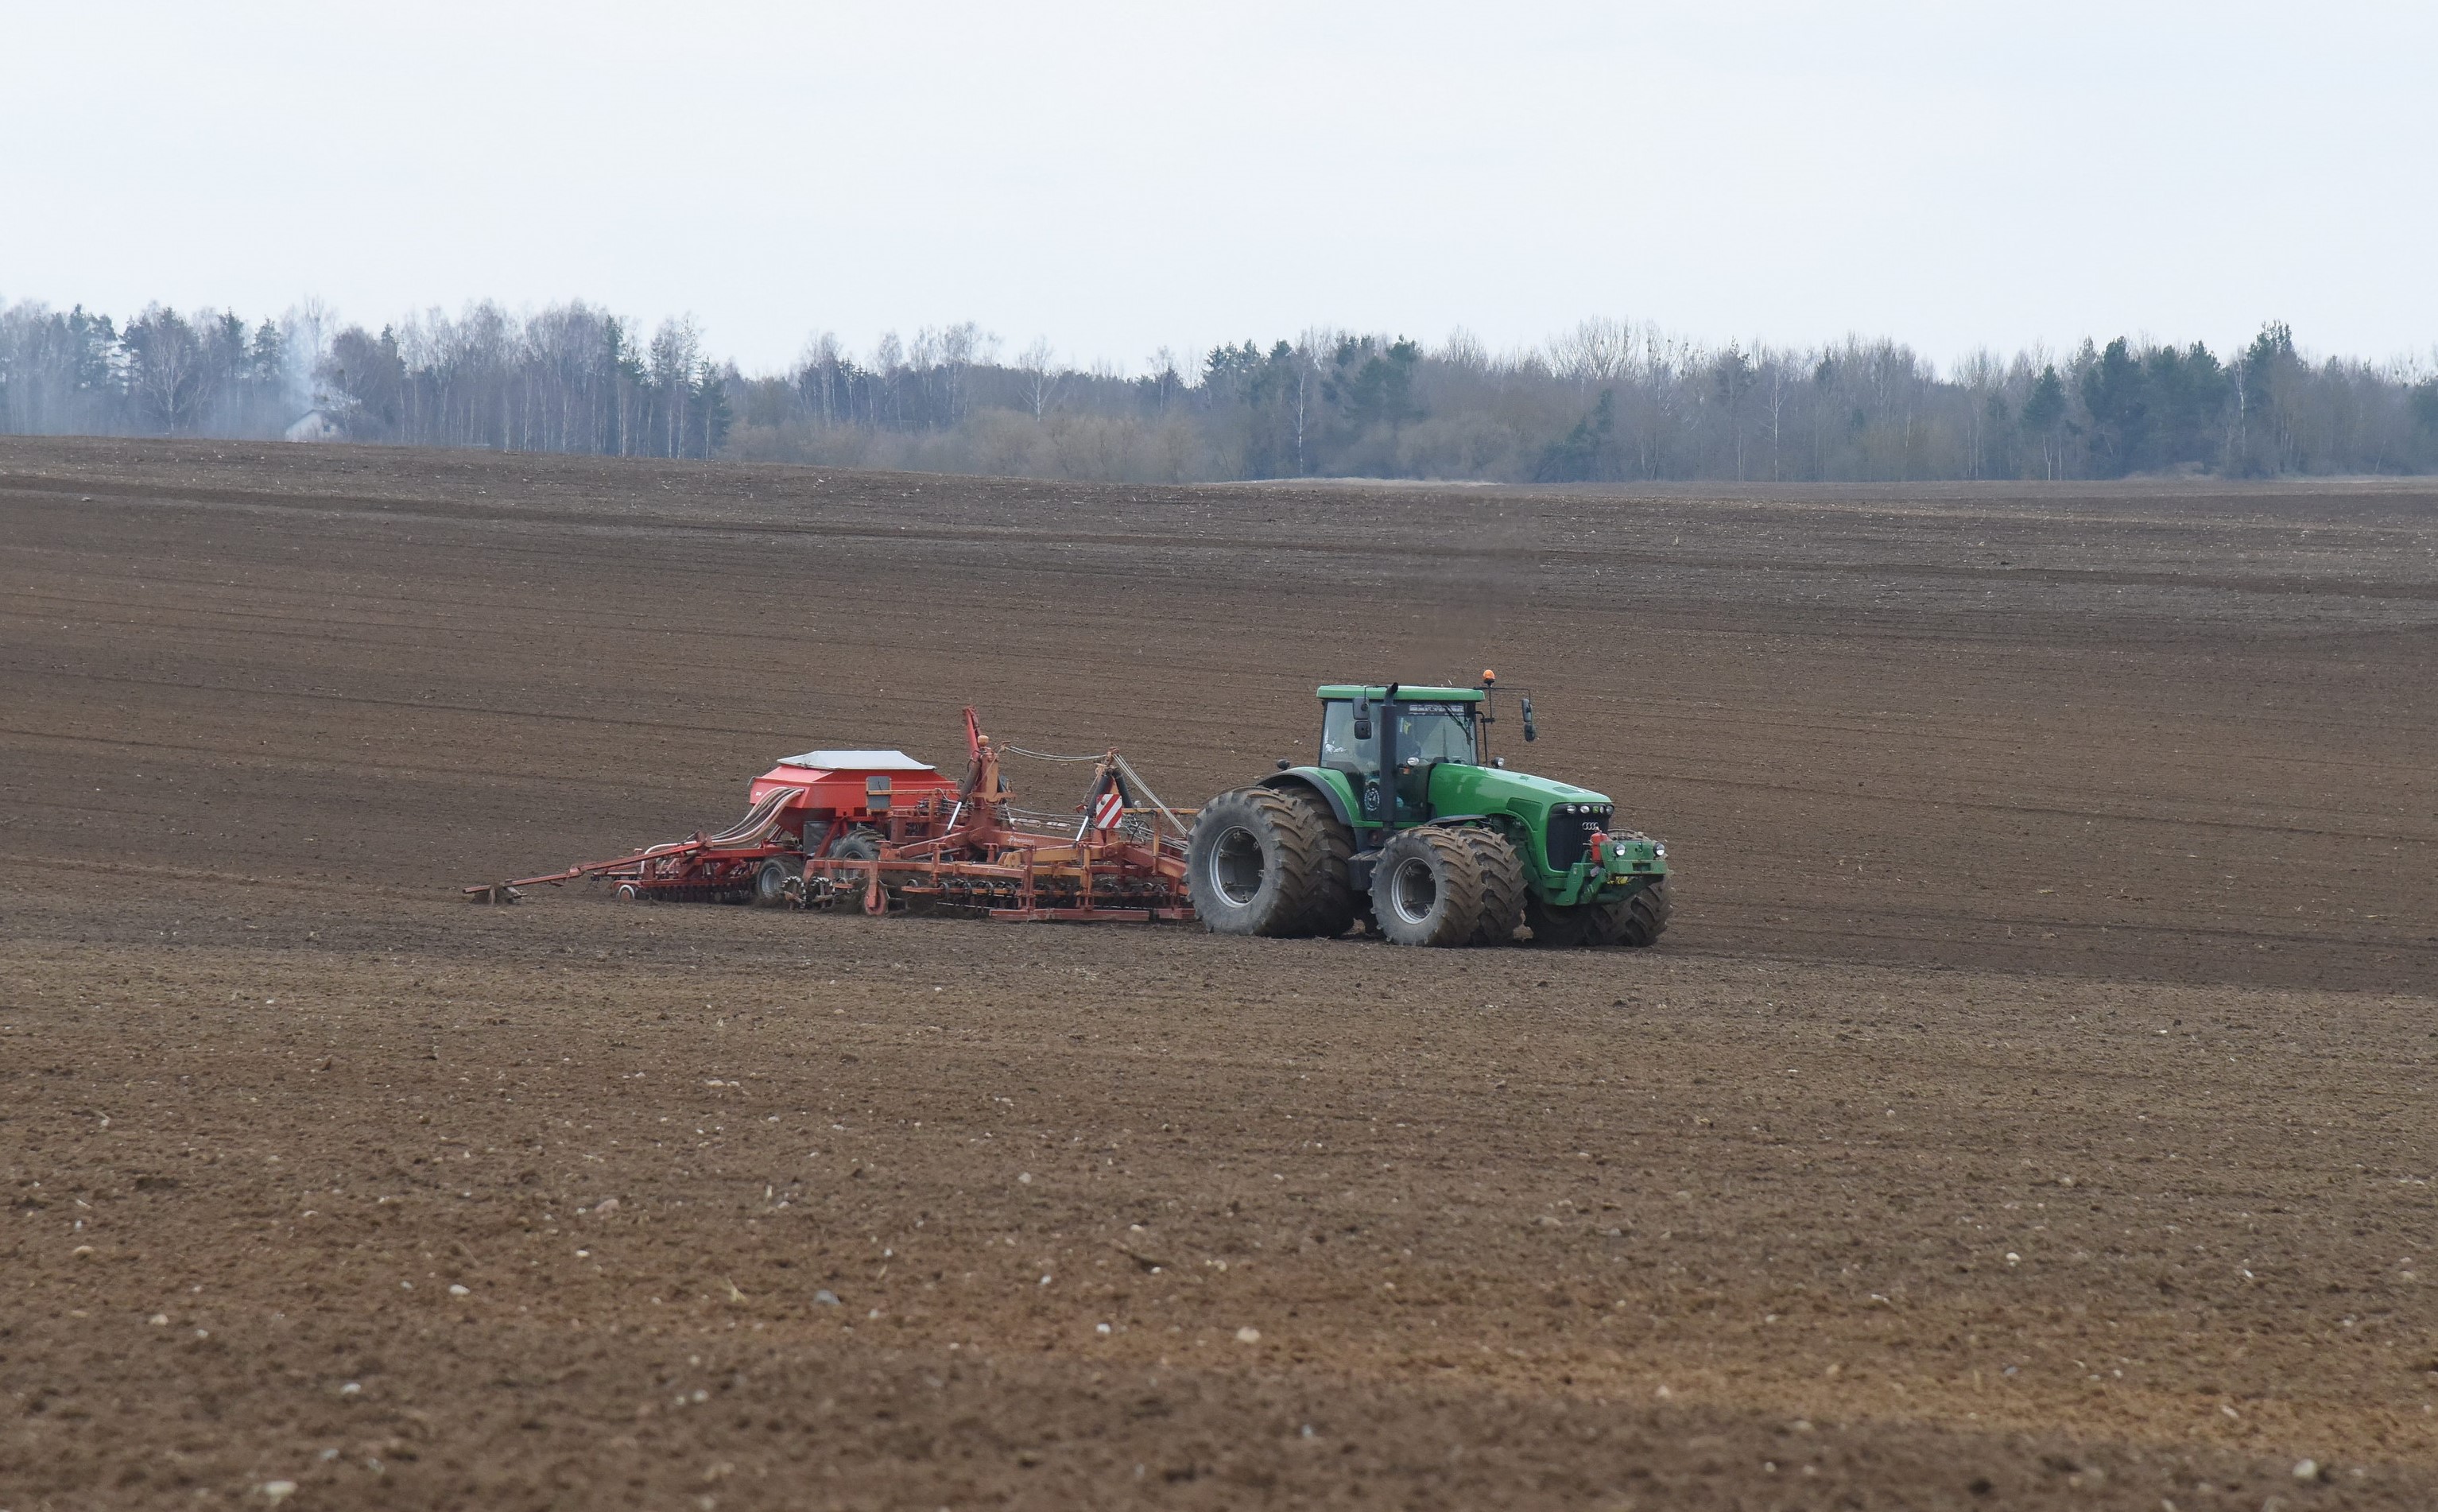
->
[4, 298, 2434, 482]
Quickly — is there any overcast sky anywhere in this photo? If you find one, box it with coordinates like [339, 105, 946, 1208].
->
[6, 1, 2432, 375]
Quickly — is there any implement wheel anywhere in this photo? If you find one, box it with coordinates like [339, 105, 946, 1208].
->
[1526, 877, 1671, 949]
[1187, 788, 1328, 936]
[752, 856, 797, 908]
[827, 829, 884, 862]
[1369, 825, 1486, 948]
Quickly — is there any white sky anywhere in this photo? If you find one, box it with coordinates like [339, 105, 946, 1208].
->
[5, 1, 2432, 375]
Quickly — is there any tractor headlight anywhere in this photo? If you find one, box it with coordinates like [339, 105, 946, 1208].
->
[1653, 842, 1666, 857]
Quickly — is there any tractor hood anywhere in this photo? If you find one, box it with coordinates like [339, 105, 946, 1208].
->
[1430, 761, 1666, 894]
[1428, 762, 1616, 832]
[1443, 765, 1609, 808]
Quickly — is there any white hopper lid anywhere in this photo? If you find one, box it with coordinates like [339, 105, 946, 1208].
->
[776, 749, 937, 772]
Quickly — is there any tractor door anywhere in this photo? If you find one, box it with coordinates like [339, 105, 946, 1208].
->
[1390, 751, 1433, 822]
[1386, 702, 1477, 824]
[1320, 696, 1457, 828]
[1319, 698, 1391, 827]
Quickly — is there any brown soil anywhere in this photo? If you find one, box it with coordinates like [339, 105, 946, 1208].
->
[3, 436, 2435, 1509]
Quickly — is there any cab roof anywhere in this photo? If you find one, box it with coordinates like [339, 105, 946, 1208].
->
[1315, 684, 1486, 704]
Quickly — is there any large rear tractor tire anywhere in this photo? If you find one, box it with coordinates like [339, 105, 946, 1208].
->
[1525, 876, 1671, 949]
[1274, 787, 1359, 938]
[1188, 788, 1331, 936]
[1369, 825, 1486, 948]
[1452, 826, 1528, 946]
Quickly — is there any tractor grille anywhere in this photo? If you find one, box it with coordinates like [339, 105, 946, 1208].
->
[1545, 803, 1614, 869]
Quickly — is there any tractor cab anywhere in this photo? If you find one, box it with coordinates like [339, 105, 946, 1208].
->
[1315, 683, 1487, 825]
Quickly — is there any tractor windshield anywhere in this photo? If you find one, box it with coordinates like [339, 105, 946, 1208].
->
[1395, 704, 1478, 762]
[1320, 700, 1476, 771]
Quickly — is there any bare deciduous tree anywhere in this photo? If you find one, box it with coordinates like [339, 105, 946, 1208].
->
[1549, 316, 1630, 392]
[122, 305, 216, 433]
[1017, 337, 1060, 421]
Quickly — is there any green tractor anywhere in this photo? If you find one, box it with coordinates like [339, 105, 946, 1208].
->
[1186, 675, 1671, 948]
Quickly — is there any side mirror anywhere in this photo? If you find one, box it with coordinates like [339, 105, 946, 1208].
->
[1353, 693, 1372, 742]
[1521, 696, 1537, 743]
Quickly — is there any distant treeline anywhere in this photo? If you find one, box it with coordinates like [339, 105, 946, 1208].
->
[5, 298, 2436, 482]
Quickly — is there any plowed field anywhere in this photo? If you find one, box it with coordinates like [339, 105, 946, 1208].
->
[4, 438, 2435, 1509]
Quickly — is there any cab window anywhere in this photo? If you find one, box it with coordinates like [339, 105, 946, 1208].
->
[1320, 700, 1475, 770]
[1395, 704, 1477, 763]
[1320, 700, 1371, 773]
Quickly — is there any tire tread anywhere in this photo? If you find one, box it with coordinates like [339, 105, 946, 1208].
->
[1188, 787, 1328, 936]
[1453, 826, 1527, 946]
[1370, 825, 1486, 947]
[1273, 786, 1357, 937]
[1525, 875, 1671, 949]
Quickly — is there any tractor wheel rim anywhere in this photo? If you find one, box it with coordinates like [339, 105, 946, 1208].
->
[1210, 825, 1265, 906]
[1390, 855, 1438, 924]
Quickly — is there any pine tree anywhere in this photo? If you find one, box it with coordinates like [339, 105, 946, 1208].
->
[2077, 339, 2147, 476]
[2235, 322, 2300, 474]
[2018, 366, 2069, 479]
[1534, 389, 1616, 482]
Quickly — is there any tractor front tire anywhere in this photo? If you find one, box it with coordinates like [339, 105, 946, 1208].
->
[1526, 877, 1672, 949]
[1370, 825, 1486, 948]
[1188, 788, 1330, 936]
[1452, 826, 1528, 946]
[1617, 875, 1672, 947]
